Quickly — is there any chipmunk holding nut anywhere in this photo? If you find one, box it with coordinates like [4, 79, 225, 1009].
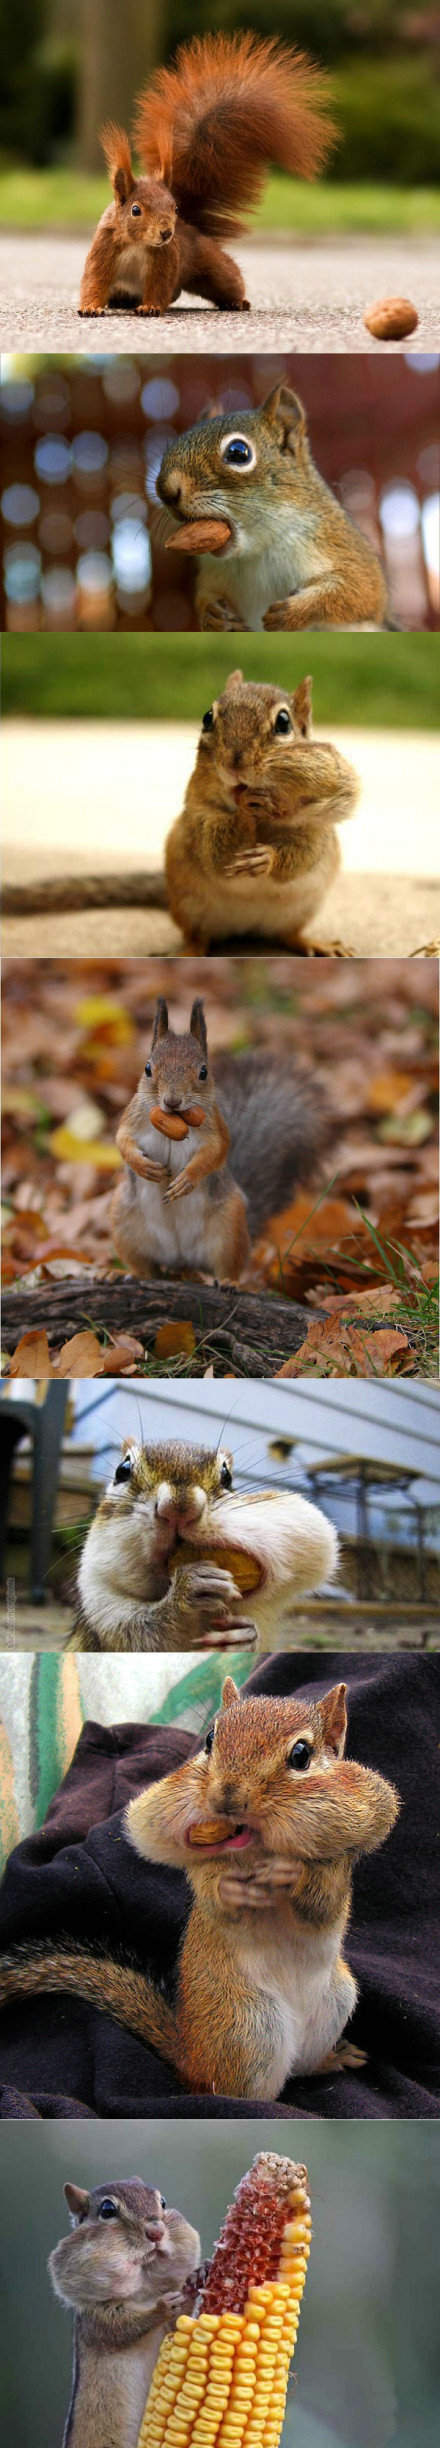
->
[0, 1681, 399, 2099]
[69, 1436, 338, 1653]
[78, 33, 335, 317]
[50, 2178, 201, 2448]
[165, 671, 359, 951]
[158, 381, 388, 632]
[110, 992, 331, 1280]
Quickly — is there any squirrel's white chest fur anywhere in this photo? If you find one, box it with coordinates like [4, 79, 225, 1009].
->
[233, 1911, 356, 2091]
[198, 507, 331, 629]
[129, 1119, 222, 1268]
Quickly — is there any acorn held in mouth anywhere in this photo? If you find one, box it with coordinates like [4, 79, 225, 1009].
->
[165, 518, 232, 553]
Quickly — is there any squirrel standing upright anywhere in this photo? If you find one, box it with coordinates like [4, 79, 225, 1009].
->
[110, 992, 331, 1282]
[49, 2178, 201, 2448]
[0, 1681, 399, 2099]
[158, 383, 388, 631]
[78, 33, 335, 316]
[165, 671, 359, 951]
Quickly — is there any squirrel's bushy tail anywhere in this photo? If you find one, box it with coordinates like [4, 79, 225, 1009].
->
[134, 33, 336, 239]
[0, 1943, 178, 2065]
[214, 1050, 333, 1239]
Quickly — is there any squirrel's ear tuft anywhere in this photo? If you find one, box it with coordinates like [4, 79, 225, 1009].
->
[263, 385, 307, 456]
[101, 122, 135, 203]
[221, 1677, 240, 1710]
[64, 2183, 90, 2222]
[321, 1682, 347, 1757]
[151, 997, 169, 1046]
[293, 675, 313, 737]
[224, 669, 244, 694]
[190, 999, 208, 1058]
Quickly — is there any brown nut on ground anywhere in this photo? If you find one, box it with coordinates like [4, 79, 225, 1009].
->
[364, 295, 419, 340]
[165, 518, 232, 554]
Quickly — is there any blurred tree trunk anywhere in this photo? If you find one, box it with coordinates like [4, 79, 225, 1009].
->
[77, 0, 164, 171]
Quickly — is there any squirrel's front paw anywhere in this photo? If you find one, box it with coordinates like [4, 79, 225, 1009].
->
[200, 599, 243, 633]
[137, 304, 161, 316]
[224, 848, 274, 879]
[173, 1563, 256, 1645]
[78, 306, 106, 317]
[263, 598, 296, 630]
[163, 1175, 192, 1203]
[140, 1158, 169, 1183]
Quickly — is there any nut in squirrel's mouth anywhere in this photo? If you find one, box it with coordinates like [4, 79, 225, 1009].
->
[186, 1819, 255, 1853]
[165, 513, 235, 560]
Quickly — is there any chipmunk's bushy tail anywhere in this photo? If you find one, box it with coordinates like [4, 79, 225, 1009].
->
[0, 1943, 178, 2063]
[134, 32, 337, 239]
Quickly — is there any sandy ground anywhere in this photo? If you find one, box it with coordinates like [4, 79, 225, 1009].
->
[0, 1601, 435, 1651]
[0, 232, 439, 352]
[2, 719, 439, 957]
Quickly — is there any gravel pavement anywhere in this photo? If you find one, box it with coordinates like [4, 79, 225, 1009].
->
[1, 232, 438, 352]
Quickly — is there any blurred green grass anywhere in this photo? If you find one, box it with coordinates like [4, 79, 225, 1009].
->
[0, 171, 439, 235]
[3, 634, 439, 728]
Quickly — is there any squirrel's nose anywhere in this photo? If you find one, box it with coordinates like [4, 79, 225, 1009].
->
[163, 1094, 182, 1110]
[160, 225, 173, 242]
[162, 475, 182, 507]
[145, 2218, 166, 2243]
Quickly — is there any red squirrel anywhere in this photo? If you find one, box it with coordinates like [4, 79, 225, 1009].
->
[79, 32, 336, 316]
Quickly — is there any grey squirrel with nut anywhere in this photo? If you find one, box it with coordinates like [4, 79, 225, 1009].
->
[49, 2178, 201, 2448]
[0, 1680, 399, 2099]
[110, 992, 332, 1284]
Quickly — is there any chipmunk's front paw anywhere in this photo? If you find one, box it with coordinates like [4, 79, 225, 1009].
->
[173, 1563, 256, 1647]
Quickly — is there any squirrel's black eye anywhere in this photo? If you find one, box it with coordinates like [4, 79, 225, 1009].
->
[275, 708, 292, 735]
[199, 1063, 208, 1080]
[223, 437, 253, 467]
[99, 2199, 119, 2219]
[204, 1728, 214, 1754]
[160, 2196, 167, 2210]
[202, 709, 214, 731]
[288, 1740, 312, 1772]
[131, 202, 142, 216]
[114, 1455, 132, 1485]
[219, 1458, 232, 1489]
[145, 1061, 152, 1076]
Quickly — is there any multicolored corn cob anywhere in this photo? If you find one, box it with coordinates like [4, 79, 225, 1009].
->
[138, 2152, 311, 2448]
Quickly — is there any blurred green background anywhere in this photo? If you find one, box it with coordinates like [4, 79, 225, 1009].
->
[0, 1, 439, 230]
[3, 632, 439, 727]
[0, 2119, 439, 2448]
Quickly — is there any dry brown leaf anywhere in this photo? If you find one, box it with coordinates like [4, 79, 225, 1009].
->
[277, 1313, 413, 1379]
[100, 1337, 144, 1373]
[154, 1321, 196, 1362]
[9, 1329, 54, 1378]
[55, 1331, 103, 1376]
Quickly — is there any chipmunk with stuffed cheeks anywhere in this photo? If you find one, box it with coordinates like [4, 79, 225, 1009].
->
[71, 1436, 337, 1654]
[0, 1682, 399, 2101]
[157, 382, 388, 633]
[50, 2179, 201, 2448]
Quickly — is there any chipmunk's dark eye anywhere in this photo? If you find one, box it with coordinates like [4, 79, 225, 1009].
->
[160, 2196, 167, 2210]
[288, 1740, 312, 1772]
[145, 1061, 152, 1075]
[99, 2199, 119, 2219]
[219, 1457, 232, 1488]
[202, 709, 214, 731]
[223, 437, 253, 466]
[204, 1727, 214, 1754]
[114, 1455, 132, 1484]
[275, 708, 292, 734]
[199, 1063, 208, 1080]
[131, 202, 142, 216]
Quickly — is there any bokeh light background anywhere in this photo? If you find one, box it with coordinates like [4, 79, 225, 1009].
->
[1, 353, 439, 633]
